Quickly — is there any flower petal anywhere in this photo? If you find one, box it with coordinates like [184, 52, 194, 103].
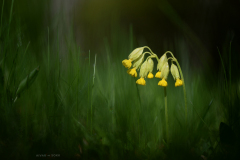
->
[155, 71, 161, 78]
[147, 72, 154, 79]
[158, 79, 168, 87]
[122, 59, 132, 69]
[175, 79, 183, 87]
[136, 77, 146, 85]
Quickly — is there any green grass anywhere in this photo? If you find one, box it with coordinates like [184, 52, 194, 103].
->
[0, 2, 240, 160]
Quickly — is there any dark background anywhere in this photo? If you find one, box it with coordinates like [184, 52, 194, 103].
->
[2, 0, 240, 80]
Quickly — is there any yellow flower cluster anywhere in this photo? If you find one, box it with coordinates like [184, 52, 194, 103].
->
[122, 47, 183, 87]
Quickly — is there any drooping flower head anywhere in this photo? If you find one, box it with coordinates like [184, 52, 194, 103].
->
[128, 47, 144, 61]
[158, 62, 169, 87]
[156, 53, 167, 78]
[122, 46, 184, 88]
[139, 58, 154, 78]
[122, 47, 144, 69]
[170, 63, 183, 87]
[175, 79, 183, 87]
[160, 62, 169, 80]
[146, 58, 154, 78]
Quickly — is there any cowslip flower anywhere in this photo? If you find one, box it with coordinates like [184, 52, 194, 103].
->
[158, 78, 168, 87]
[170, 63, 183, 87]
[136, 58, 154, 85]
[147, 72, 154, 78]
[122, 47, 144, 69]
[175, 79, 183, 87]
[156, 53, 167, 78]
[127, 67, 137, 77]
[128, 47, 144, 61]
[158, 62, 169, 87]
[122, 59, 132, 69]
[146, 58, 154, 79]
[136, 77, 146, 85]
[155, 71, 161, 78]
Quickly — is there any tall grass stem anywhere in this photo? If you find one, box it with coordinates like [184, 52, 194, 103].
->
[91, 54, 97, 134]
[229, 41, 232, 125]
[217, 47, 228, 90]
[0, 0, 4, 36]
[47, 27, 50, 81]
[87, 51, 90, 127]
[7, 0, 14, 37]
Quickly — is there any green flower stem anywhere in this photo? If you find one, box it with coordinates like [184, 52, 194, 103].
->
[146, 55, 158, 61]
[143, 52, 153, 56]
[174, 60, 188, 125]
[165, 51, 188, 125]
[165, 51, 174, 58]
[144, 46, 159, 61]
[164, 87, 169, 143]
[135, 82, 141, 145]
[144, 46, 154, 55]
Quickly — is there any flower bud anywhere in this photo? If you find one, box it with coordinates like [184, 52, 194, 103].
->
[160, 62, 169, 80]
[157, 54, 167, 71]
[170, 64, 180, 80]
[128, 47, 144, 61]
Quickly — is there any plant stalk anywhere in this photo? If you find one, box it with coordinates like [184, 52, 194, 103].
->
[175, 60, 187, 125]
[164, 87, 169, 143]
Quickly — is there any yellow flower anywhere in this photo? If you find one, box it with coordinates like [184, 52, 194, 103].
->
[147, 72, 154, 78]
[122, 59, 132, 69]
[136, 77, 146, 85]
[155, 71, 161, 78]
[158, 78, 168, 87]
[139, 58, 154, 78]
[170, 64, 180, 80]
[175, 78, 183, 87]
[127, 68, 137, 77]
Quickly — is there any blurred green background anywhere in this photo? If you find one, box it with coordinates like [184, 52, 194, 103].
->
[0, 0, 240, 159]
